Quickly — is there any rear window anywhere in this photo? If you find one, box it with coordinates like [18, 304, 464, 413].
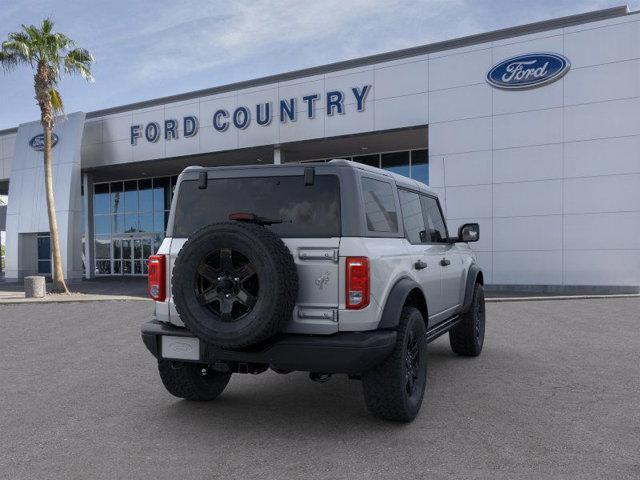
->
[361, 177, 398, 233]
[172, 175, 341, 238]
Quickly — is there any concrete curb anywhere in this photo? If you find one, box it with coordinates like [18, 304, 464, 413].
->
[0, 295, 151, 305]
[486, 293, 640, 303]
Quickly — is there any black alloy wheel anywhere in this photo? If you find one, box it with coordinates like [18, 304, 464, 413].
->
[195, 248, 259, 322]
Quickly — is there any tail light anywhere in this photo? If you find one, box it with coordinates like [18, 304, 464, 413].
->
[346, 257, 369, 309]
[148, 255, 166, 301]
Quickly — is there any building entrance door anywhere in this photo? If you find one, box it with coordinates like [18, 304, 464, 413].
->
[111, 235, 153, 276]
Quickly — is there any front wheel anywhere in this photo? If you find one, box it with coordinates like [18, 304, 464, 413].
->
[362, 307, 428, 422]
[449, 283, 485, 356]
[158, 360, 231, 401]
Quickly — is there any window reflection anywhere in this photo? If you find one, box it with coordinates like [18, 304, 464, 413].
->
[381, 151, 410, 178]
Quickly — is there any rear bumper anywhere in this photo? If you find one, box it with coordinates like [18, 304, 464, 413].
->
[141, 320, 396, 374]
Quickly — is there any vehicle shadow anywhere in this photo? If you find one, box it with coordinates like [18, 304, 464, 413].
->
[152, 340, 472, 437]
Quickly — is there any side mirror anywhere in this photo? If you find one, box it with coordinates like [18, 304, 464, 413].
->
[458, 223, 480, 243]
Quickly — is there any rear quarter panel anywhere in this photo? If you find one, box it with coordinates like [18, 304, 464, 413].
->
[338, 237, 416, 331]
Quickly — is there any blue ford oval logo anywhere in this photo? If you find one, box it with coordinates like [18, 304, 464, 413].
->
[487, 53, 570, 90]
[29, 133, 59, 151]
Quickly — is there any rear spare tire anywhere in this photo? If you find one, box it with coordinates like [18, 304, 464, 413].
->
[172, 222, 298, 348]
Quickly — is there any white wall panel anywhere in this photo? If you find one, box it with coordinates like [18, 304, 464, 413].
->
[199, 94, 237, 129]
[493, 251, 563, 285]
[445, 184, 492, 219]
[492, 33, 563, 58]
[564, 212, 640, 250]
[564, 20, 640, 68]
[564, 250, 640, 286]
[80, 143, 102, 169]
[564, 97, 640, 142]
[199, 125, 238, 153]
[429, 83, 491, 123]
[2, 134, 16, 160]
[493, 215, 563, 251]
[238, 114, 279, 149]
[493, 143, 563, 183]
[373, 93, 428, 132]
[427, 155, 444, 187]
[564, 60, 640, 106]
[324, 68, 374, 107]
[102, 139, 133, 165]
[493, 80, 563, 115]
[564, 174, 640, 214]
[279, 112, 325, 144]
[493, 108, 562, 149]
[102, 114, 133, 143]
[493, 180, 562, 217]
[374, 60, 427, 100]
[429, 48, 492, 91]
[564, 136, 640, 178]
[442, 150, 492, 187]
[325, 102, 374, 138]
[278, 78, 325, 112]
[82, 120, 102, 145]
[429, 116, 491, 155]
[474, 251, 493, 283]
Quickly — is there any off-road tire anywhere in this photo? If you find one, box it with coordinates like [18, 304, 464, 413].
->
[172, 222, 298, 348]
[362, 307, 428, 422]
[449, 283, 485, 356]
[158, 360, 231, 401]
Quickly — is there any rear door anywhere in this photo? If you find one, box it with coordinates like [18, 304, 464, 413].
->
[398, 189, 444, 321]
[420, 194, 462, 318]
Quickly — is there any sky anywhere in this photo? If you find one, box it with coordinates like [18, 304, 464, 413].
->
[0, 0, 638, 130]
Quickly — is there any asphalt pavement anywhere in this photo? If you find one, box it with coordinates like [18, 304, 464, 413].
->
[0, 298, 638, 479]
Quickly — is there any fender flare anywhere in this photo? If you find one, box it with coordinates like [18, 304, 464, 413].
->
[377, 277, 426, 330]
[461, 263, 483, 314]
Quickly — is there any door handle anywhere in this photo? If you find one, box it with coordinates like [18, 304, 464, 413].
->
[440, 258, 451, 267]
[414, 260, 428, 270]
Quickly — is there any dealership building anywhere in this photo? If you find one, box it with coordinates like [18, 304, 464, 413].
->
[0, 5, 639, 292]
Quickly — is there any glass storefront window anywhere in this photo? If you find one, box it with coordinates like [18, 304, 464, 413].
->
[112, 214, 125, 234]
[353, 154, 380, 168]
[111, 182, 123, 215]
[94, 175, 175, 276]
[94, 183, 110, 215]
[139, 213, 153, 233]
[411, 149, 429, 185]
[124, 180, 138, 213]
[382, 151, 410, 178]
[95, 236, 111, 259]
[138, 179, 153, 213]
[124, 214, 138, 233]
[94, 215, 111, 235]
[153, 177, 171, 212]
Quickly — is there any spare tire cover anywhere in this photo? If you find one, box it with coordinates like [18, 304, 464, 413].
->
[172, 222, 298, 348]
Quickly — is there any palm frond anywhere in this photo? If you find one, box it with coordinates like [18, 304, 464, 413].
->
[50, 87, 64, 113]
[41, 17, 54, 35]
[64, 47, 94, 81]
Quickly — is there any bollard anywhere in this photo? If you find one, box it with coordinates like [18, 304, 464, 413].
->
[24, 276, 46, 298]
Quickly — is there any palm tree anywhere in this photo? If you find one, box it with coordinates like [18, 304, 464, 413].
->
[0, 18, 93, 293]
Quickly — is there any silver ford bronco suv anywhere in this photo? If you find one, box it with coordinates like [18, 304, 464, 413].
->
[141, 160, 485, 422]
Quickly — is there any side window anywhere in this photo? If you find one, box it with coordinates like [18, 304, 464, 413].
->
[398, 190, 427, 244]
[420, 195, 448, 243]
[361, 177, 398, 233]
